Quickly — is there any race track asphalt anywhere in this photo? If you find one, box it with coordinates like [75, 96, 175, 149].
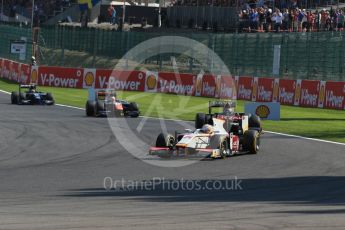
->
[0, 91, 345, 229]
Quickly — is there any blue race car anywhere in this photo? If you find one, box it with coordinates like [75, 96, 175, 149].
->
[11, 84, 54, 105]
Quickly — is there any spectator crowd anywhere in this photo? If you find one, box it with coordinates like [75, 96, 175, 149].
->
[238, 7, 345, 32]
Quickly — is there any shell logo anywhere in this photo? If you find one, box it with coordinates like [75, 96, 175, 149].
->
[146, 74, 157, 90]
[255, 105, 270, 119]
[31, 69, 38, 83]
[319, 85, 325, 105]
[84, 72, 95, 87]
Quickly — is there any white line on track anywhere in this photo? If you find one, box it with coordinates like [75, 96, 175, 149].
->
[1, 89, 344, 146]
[0, 89, 10, 95]
[55, 104, 85, 110]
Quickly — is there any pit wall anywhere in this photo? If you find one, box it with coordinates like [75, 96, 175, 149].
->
[1, 58, 344, 110]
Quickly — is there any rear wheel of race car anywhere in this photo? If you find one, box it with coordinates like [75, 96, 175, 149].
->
[156, 133, 175, 149]
[244, 130, 260, 154]
[19, 92, 25, 101]
[195, 113, 206, 129]
[96, 101, 105, 112]
[205, 114, 213, 125]
[11, 92, 19, 104]
[248, 114, 261, 130]
[86, 100, 97, 117]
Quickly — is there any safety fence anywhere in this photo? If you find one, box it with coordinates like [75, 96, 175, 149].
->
[1, 57, 344, 111]
[1, 24, 345, 81]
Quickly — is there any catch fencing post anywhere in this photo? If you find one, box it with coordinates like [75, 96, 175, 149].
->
[61, 25, 65, 66]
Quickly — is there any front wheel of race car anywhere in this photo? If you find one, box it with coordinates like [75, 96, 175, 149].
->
[156, 133, 175, 149]
[129, 102, 139, 111]
[46, 93, 55, 105]
[210, 135, 229, 158]
[86, 100, 97, 117]
[129, 102, 139, 117]
[130, 113, 139, 118]
[244, 130, 260, 154]
[11, 92, 19, 104]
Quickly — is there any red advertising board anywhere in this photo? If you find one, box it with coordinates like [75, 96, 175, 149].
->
[37, 66, 83, 88]
[1, 59, 12, 80]
[0, 58, 4, 78]
[9, 61, 20, 82]
[299, 80, 320, 108]
[323, 81, 345, 110]
[19, 64, 31, 84]
[95, 69, 145, 91]
[237, 76, 253, 100]
[256, 77, 274, 102]
[157, 72, 195, 95]
[2, 57, 345, 111]
[218, 75, 236, 99]
[201, 74, 216, 97]
[278, 79, 296, 105]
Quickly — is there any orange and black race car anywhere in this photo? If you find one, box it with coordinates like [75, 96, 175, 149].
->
[85, 90, 139, 117]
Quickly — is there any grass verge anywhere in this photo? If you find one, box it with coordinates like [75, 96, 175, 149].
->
[1, 78, 344, 143]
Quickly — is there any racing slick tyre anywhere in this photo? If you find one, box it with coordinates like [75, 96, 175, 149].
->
[244, 130, 260, 154]
[129, 102, 139, 117]
[96, 101, 105, 112]
[195, 113, 206, 129]
[86, 100, 97, 116]
[29, 94, 36, 105]
[205, 114, 213, 125]
[129, 102, 139, 111]
[156, 133, 175, 149]
[11, 92, 19, 104]
[210, 135, 230, 158]
[45, 93, 55, 105]
[19, 92, 26, 102]
[248, 114, 261, 130]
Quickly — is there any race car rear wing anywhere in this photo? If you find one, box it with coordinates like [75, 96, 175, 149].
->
[208, 100, 236, 114]
[95, 90, 117, 100]
[19, 84, 37, 93]
[19, 84, 36, 89]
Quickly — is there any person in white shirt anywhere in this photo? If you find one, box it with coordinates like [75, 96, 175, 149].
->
[272, 9, 284, 32]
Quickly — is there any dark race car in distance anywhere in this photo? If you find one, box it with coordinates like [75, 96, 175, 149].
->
[11, 84, 54, 105]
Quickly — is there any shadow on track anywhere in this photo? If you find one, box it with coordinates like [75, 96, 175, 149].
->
[62, 176, 345, 205]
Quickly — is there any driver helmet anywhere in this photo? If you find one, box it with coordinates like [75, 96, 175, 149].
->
[200, 124, 214, 134]
[223, 102, 234, 115]
[110, 96, 116, 103]
[29, 85, 36, 93]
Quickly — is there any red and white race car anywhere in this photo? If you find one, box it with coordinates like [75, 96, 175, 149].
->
[149, 101, 263, 159]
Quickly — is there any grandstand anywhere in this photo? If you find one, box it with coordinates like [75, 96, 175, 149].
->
[0, 0, 77, 22]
